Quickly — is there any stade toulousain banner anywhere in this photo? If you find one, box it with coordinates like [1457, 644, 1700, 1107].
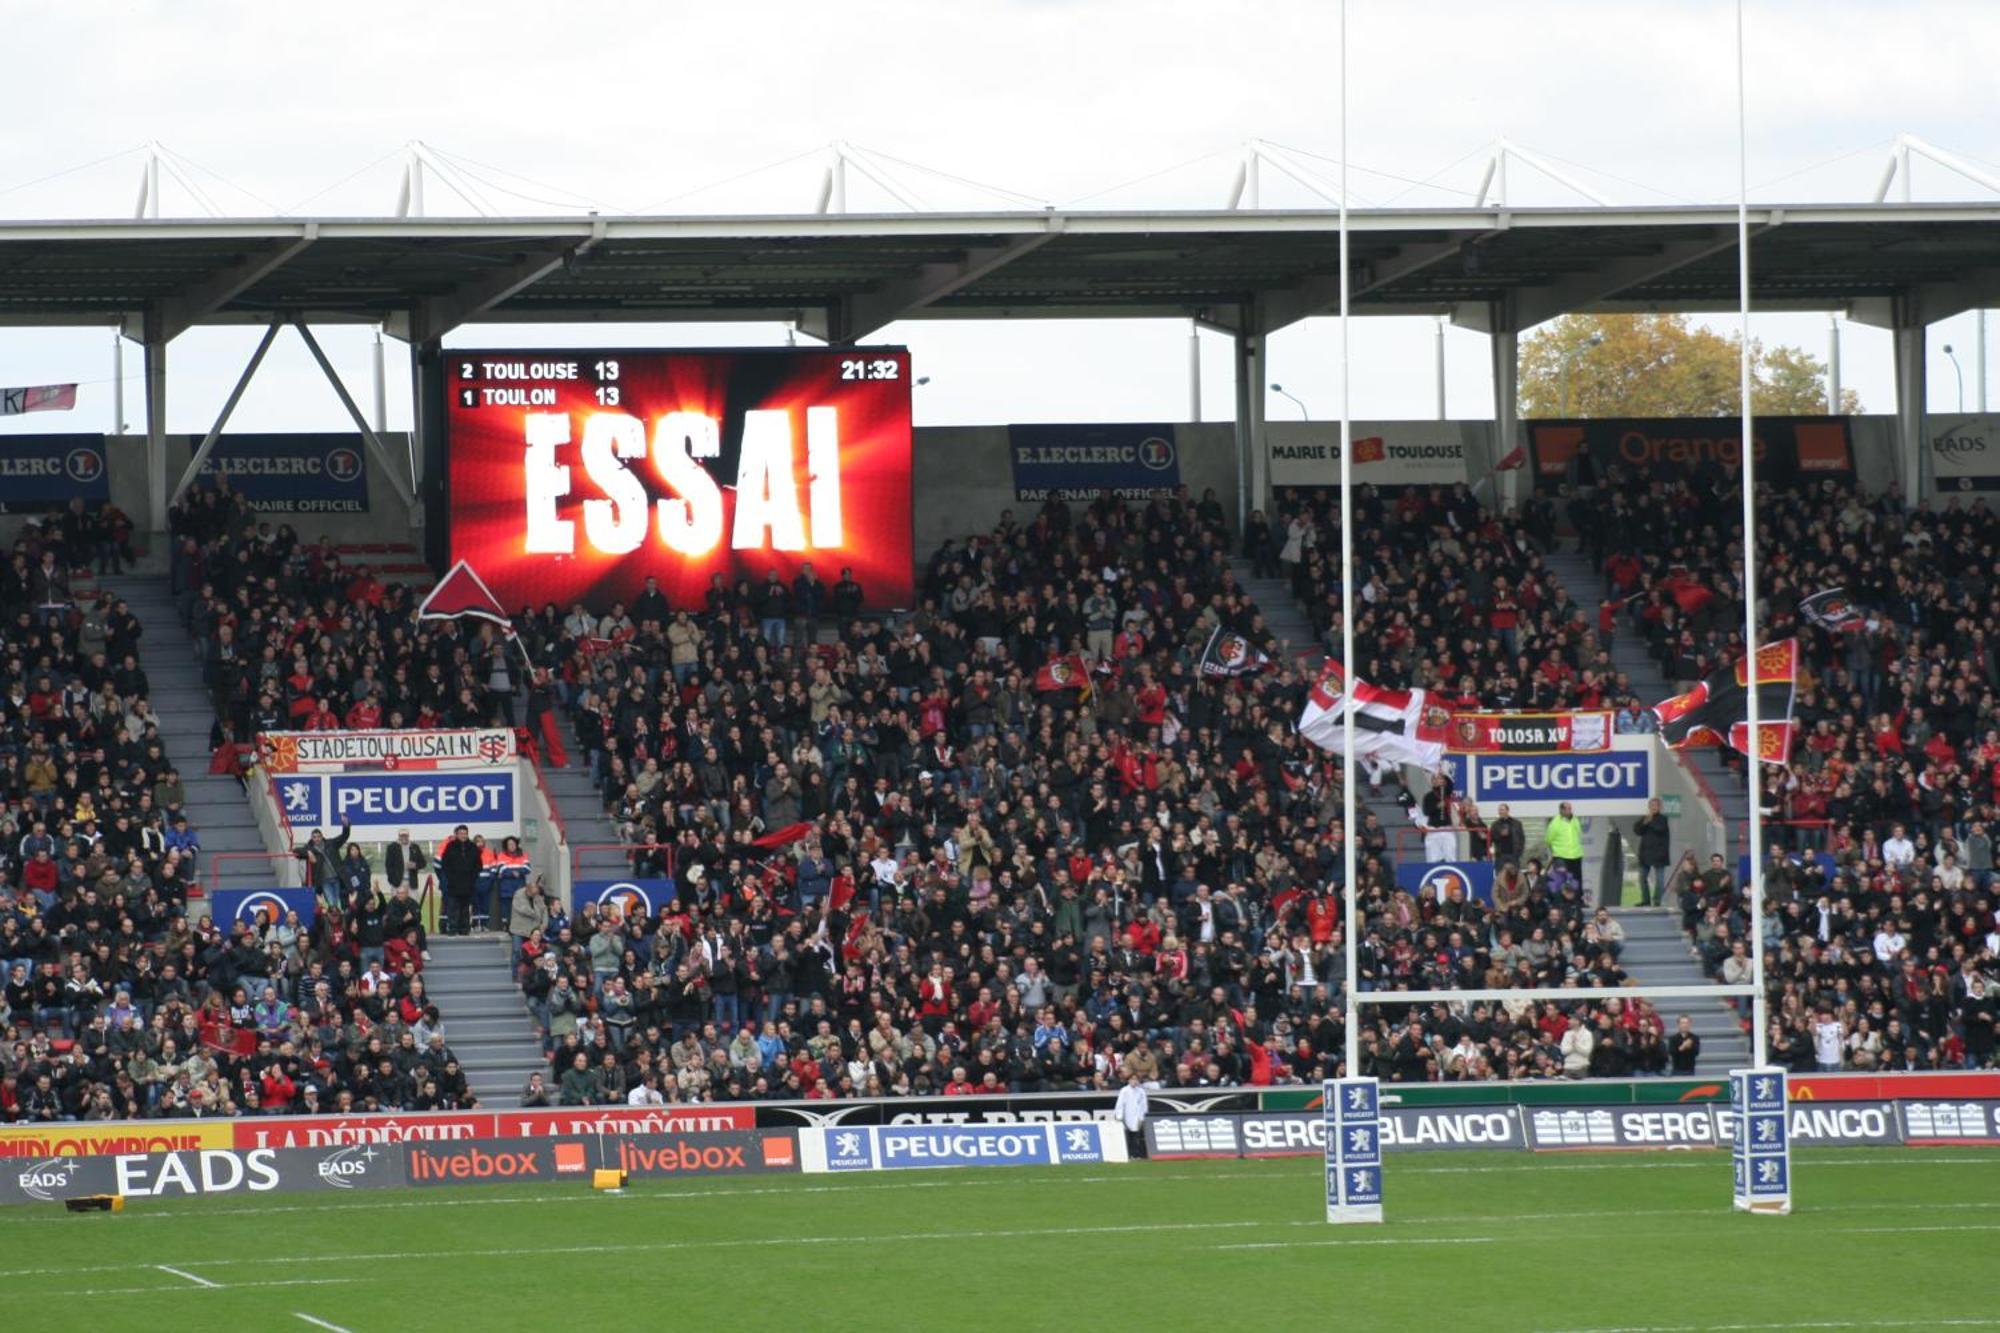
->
[1008, 422, 1182, 500]
[446, 348, 914, 613]
[0, 435, 108, 512]
[193, 433, 369, 513]
[1526, 417, 1854, 484]
[1929, 415, 2000, 494]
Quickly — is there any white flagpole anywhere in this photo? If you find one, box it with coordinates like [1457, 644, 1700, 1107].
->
[1338, 0, 1360, 1081]
[1736, 0, 1769, 1067]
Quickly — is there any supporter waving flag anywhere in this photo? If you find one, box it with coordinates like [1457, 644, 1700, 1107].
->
[1651, 639, 1799, 764]
[1296, 660, 1449, 769]
[1798, 587, 1866, 632]
[1197, 625, 1272, 678]
[417, 559, 517, 634]
[1034, 653, 1092, 696]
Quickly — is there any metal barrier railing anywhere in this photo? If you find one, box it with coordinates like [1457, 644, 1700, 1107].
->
[569, 841, 677, 886]
[204, 850, 296, 901]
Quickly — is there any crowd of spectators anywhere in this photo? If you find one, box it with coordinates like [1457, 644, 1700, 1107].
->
[0, 490, 487, 1125]
[58, 462, 1999, 1119]
[1579, 470, 2000, 1074]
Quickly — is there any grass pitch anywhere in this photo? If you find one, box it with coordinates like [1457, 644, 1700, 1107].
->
[4, 1148, 1996, 1332]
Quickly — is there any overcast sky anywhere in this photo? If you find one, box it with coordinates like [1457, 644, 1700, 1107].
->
[2, 0, 1998, 438]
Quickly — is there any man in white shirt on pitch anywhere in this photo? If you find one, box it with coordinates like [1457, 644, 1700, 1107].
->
[1114, 1073, 1150, 1159]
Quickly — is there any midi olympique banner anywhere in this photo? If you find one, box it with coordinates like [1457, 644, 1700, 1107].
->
[1526, 417, 1854, 484]
[446, 348, 914, 612]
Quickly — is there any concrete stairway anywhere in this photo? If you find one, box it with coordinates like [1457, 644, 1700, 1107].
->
[1540, 549, 1750, 870]
[421, 935, 543, 1109]
[1227, 556, 1324, 670]
[540, 709, 628, 888]
[101, 575, 280, 901]
[1610, 908, 1751, 1074]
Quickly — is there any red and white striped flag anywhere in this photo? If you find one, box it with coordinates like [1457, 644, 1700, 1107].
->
[1297, 660, 1449, 769]
[0, 384, 77, 416]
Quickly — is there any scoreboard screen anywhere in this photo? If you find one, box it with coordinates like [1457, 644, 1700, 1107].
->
[446, 347, 913, 613]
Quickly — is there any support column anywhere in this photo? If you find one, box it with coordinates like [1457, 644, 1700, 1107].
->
[1893, 314, 1927, 502]
[409, 337, 447, 565]
[1232, 330, 1253, 534]
[143, 310, 168, 536]
[1489, 303, 1520, 511]
[1248, 331, 1268, 516]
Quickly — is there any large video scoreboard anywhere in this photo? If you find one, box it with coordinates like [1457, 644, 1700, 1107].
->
[446, 347, 913, 612]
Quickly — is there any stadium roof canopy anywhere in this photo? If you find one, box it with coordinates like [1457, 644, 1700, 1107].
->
[0, 202, 1995, 344]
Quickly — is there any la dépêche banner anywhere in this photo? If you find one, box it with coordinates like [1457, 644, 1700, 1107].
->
[260, 728, 516, 774]
[1008, 422, 1180, 500]
[1447, 711, 1610, 755]
[1526, 417, 1852, 483]
[211, 887, 319, 932]
[1929, 415, 2000, 494]
[274, 769, 520, 841]
[446, 348, 913, 613]
[193, 433, 370, 513]
[0, 434, 108, 513]
[1266, 420, 1473, 488]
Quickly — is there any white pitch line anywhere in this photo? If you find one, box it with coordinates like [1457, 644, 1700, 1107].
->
[1544, 1312, 2000, 1320]
[155, 1265, 219, 1288]
[51, 1278, 357, 1299]
[1219, 1236, 1498, 1250]
[293, 1314, 355, 1333]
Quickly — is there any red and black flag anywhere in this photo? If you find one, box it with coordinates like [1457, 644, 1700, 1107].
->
[1797, 587, 1866, 633]
[1652, 639, 1799, 765]
[1034, 653, 1091, 695]
[1197, 625, 1272, 678]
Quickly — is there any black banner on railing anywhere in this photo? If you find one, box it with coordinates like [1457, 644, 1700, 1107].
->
[753, 1089, 1259, 1129]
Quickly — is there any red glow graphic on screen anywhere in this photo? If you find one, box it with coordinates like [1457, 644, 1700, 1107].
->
[447, 349, 912, 613]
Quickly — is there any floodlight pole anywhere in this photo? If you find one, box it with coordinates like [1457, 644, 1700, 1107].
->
[1979, 311, 1988, 412]
[111, 327, 125, 435]
[1188, 323, 1202, 421]
[1433, 317, 1447, 420]
[1735, 0, 1769, 1070]
[372, 327, 389, 433]
[1827, 316, 1841, 414]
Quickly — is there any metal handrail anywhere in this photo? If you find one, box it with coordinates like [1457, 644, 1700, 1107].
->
[570, 841, 678, 884]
